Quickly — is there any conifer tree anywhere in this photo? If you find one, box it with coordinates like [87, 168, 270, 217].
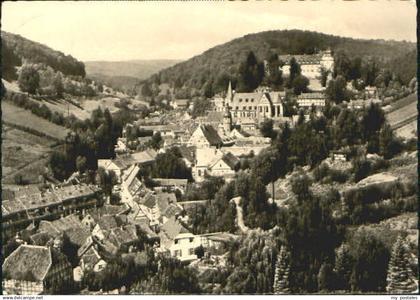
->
[334, 243, 353, 290]
[273, 246, 291, 294]
[386, 236, 417, 294]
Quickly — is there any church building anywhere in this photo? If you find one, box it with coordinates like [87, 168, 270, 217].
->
[214, 81, 286, 126]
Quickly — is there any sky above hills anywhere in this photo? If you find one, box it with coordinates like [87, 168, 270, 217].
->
[2, 1, 416, 61]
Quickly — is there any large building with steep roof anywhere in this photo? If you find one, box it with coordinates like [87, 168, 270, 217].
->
[2, 245, 73, 295]
[188, 124, 225, 148]
[2, 184, 101, 240]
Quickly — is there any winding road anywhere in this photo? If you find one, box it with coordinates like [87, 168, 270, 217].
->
[230, 196, 249, 233]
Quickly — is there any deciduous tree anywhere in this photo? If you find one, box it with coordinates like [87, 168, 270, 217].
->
[18, 64, 40, 94]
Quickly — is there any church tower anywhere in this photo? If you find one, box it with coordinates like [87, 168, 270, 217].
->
[226, 81, 233, 104]
[223, 104, 232, 133]
[223, 81, 233, 134]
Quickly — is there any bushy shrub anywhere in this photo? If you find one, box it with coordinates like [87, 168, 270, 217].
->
[329, 169, 349, 183]
[370, 158, 390, 173]
[313, 163, 330, 182]
[352, 158, 371, 182]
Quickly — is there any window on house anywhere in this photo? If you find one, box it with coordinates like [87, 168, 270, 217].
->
[198, 170, 201, 176]
[189, 248, 195, 255]
[189, 237, 194, 243]
[174, 239, 179, 244]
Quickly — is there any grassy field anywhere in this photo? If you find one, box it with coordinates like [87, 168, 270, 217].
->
[81, 96, 121, 114]
[385, 93, 417, 139]
[394, 119, 417, 139]
[41, 98, 91, 120]
[385, 93, 417, 113]
[385, 99, 417, 129]
[1, 125, 59, 184]
[2, 101, 70, 141]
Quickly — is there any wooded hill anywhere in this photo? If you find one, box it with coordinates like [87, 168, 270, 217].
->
[1, 31, 86, 81]
[141, 30, 416, 97]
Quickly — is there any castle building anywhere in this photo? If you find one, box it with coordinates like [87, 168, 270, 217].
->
[279, 49, 334, 79]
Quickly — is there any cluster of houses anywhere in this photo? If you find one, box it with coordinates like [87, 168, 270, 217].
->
[2, 173, 237, 295]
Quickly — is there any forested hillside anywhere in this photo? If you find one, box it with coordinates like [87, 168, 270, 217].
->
[141, 30, 416, 98]
[386, 49, 417, 86]
[1, 31, 86, 81]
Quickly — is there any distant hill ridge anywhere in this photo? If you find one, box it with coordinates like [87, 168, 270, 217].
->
[142, 29, 416, 96]
[84, 59, 181, 93]
[84, 59, 181, 78]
